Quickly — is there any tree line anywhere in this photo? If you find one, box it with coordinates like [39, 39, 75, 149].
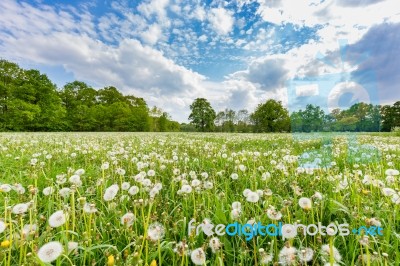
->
[1, 59, 399, 133]
[0, 60, 179, 132]
[187, 98, 400, 133]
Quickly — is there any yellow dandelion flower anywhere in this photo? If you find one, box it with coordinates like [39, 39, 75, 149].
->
[1, 240, 11, 248]
[362, 190, 370, 195]
[107, 255, 115, 266]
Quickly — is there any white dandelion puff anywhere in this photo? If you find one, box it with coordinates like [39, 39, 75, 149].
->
[267, 208, 282, 220]
[148, 222, 165, 241]
[209, 237, 222, 253]
[231, 201, 241, 210]
[115, 168, 126, 175]
[121, 182, 130, 190]
[0, 184, 12, 192]
[0, 221, 7, 233]
[59, 187, 71, 198]
[37, 241, 63, 263]
[43, 187, 54, 196]
[103, 184, 119, 201]
[147, 169, 156, 177]
[278, 246, 297, 266]
[246, 191, 260, 203]
[382, 187, 396, 196]
[69, 175, 81, 185]
[243, 189, 251, 197]
[12, 203, 29, 215]
[74, 169, 85, 175]
[49, 210, 67, 228]
[298, 197, 312, 210]
[281, 224, 297, 239]
[191, 247, 206, 265]
[181, 185, 193, 194]
[128, 186, 140, 195]
[101, 162, 109, 170]
[120, 212, 136, 227]
[385, 169, 399, 176]
[297, 248, 314, 263]
[83, 203, 97, 214]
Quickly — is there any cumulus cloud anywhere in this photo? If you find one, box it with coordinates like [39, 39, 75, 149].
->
[208, 7, 235, 35]
[256, 0, 399, 28]
[137, 0, 170, 21]
[0, 0, 399, 122]
[140, 24, 163, 45]
[230, 57, 289, 91]
[0, 0, 208, 122]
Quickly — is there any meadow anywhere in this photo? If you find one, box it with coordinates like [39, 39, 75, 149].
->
[0, 132, 399, 266]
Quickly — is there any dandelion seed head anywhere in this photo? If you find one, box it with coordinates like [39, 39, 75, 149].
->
[120, 212, 136, 227]
[278, 246, 297, 266]
[37, 241, 63, 263]
[148, 222, 165, 241]
[49, 210, 66, 228]
[103, 184, 119, 201]
[12, 203, 28, 215]
[191, 247, 206, 265]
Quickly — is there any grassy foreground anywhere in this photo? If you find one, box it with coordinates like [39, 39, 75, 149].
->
[0, 132, 399, 265]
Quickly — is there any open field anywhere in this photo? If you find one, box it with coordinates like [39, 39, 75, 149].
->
[0, 132, 399, 265]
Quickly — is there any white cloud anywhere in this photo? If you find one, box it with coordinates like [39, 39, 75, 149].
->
[0, 0, 211, 122]
[140, 24, 163, 45]
[256, 0, 400, 50]
[296, 84, 319, 97]
[198, 34, 208, 42]
[192, 6, 207, 21]
[229, 56, 289, 91]
[208, 7, 235, 35]
[1, 0, 399, 122]
[137, 0, 170, 21]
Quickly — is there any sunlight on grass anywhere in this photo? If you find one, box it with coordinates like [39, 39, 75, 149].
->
[0, 132, 399, 265]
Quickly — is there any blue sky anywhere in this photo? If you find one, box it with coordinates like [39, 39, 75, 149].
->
[0, 0, 399, 122]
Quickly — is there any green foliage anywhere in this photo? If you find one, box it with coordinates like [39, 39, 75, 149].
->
[1, 132, 399, 265]
[291, 103, 382, 133]
[251, 99, 290, 132]
[188, 98, 217, 131]
[0, 60, 65, 131]
[381, 101, 400, 132]
[2, 58, 400, 133]
[0, 59, 179, 132]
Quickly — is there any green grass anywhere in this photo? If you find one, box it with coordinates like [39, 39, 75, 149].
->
[0, 132, 399, 265]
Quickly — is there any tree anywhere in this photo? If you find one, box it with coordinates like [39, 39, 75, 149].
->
[0, 60, 23, 127]
[236, 109, 252, 132]
[0, 60, 66, 131]
[381, 101, 400, 132]
[188, 98, 216, 132]
[251, 99, 290, 132]
[59, 81, 98, 131]
[0, 59, 182, 132]
[215, 109, 236, 132]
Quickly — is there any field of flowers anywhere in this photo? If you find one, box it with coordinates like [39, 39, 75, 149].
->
[0, 132, 399, 266]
